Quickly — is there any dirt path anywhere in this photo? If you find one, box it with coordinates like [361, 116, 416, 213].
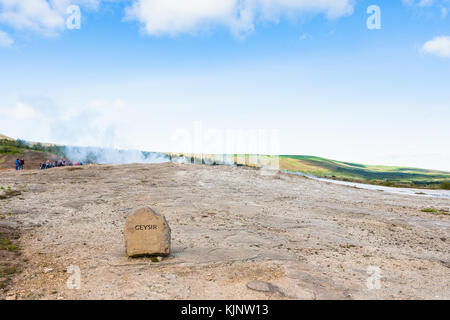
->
[0, 163, 449, 299]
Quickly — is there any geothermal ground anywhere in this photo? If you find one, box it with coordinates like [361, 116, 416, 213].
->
[0, 163, 449, 300]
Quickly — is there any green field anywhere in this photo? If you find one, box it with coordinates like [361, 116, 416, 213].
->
[279, 155, 450, 190]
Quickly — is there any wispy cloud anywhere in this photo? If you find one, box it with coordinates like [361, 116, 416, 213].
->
[124, 0, 355, 37]
[299, 32, 312, 40]
[0, 0, 100, 36]
[402, 0, 434, 7]
[422, 35, 450, 58]
[402, 0, 450, 16]
[0, 101, 37, 119]
[0, 95, 129, 148]
[0, 29, 12, 46]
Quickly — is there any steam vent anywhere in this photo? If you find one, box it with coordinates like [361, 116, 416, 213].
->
[124, 207, 171, 257]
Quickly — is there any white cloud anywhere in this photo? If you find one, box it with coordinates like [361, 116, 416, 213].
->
[0, 29, 12, 46]
[417, 0, 434, 6]
[0, 0, 100, 36]
[88, 98, 127, 111]
[14, 102, 37, 118]
[299, 32, 311, 40]
[0, 97, 127, 148]
[422, 35, 450, 58]
[402, 0, 450, 15]
[0, 0, 354, 38]
[0, 0, 65, 35]
[125, 0, 354, 37]
[402, 0, 434, 7]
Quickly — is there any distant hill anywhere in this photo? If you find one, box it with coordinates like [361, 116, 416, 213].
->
[0, 133, 14, 141]
[278, 155, 450, 189]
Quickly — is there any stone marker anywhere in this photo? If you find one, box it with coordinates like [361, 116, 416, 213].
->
[124, 207, 171, 257]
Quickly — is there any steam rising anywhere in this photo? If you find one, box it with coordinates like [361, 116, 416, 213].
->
[62, 146, 249, 167]
[63, 146, 171, 165]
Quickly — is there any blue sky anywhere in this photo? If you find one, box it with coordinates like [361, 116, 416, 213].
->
[0, 0, 450, 170]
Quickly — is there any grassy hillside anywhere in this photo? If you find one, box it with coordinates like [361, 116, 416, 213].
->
[0, 139, 64, 169]
[0, 134, 14, 141]
[279, 155, 450, 190]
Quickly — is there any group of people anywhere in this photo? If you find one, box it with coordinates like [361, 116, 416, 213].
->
[39, 159, 84, 170]
[40, 159, 77, 169]
[14, 159, 25, 170]
[13, 158, 84, 171]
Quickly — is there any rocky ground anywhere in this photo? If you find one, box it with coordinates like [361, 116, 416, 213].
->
[0, 162, 449, 300]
